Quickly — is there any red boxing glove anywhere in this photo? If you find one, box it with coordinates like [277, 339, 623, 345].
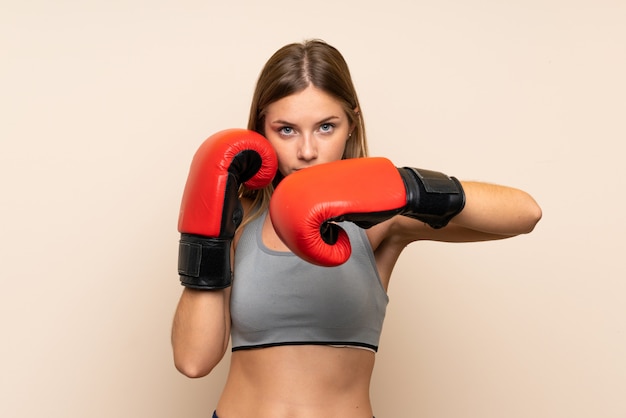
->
[269, 157, 464, 267]
[178, 129, 277, 289]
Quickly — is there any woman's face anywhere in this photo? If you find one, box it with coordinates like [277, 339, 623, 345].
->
[263, 85, 352, 177]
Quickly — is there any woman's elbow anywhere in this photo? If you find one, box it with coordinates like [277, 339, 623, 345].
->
[172, 348, 225, 378]
[519, 199, 543, 234]
[174, 355, 219, 379]
[174, 359, 213, 379]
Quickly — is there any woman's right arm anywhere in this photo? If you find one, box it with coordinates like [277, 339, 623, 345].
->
[171, 287, 231, 378]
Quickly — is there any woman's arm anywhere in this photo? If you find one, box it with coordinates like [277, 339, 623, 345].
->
[451, 181, 542, 234]
[171, 200, 255, 378]
[171, 287, 231, 378]
[388, 180, 542, 244]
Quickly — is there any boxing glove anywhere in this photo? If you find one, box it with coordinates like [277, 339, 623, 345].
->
[269, 157, 464, 267]
[178, 129, 277, 289]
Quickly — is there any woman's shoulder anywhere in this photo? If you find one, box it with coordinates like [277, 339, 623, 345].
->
[365, 215, 426, 251]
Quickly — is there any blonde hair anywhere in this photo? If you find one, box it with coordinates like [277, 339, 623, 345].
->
[240, 39, 369, 227]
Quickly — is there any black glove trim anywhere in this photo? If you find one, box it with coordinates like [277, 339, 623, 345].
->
[178, 234, 232, 290]
[398, 167, 466, 229]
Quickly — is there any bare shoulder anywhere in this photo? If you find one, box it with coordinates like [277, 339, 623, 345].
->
[365, 215, 479, 285]
[365, 217, 428, 286]
[366, 216, 430, 251]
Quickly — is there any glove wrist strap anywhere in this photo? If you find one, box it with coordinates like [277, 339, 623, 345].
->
[398, 167, 466, 229]
[178, 234, 232, 290]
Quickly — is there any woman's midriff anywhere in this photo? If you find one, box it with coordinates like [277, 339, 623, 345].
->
[216, 345, 376, 418]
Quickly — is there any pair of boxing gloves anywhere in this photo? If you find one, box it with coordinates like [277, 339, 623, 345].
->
[177, 129, 465, 289]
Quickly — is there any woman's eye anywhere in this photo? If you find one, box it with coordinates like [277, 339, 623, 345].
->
[279, 126, 294, 135]
[319, 123, 334, 133]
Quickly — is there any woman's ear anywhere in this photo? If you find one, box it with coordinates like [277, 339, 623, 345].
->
[351, 106, 361, 135]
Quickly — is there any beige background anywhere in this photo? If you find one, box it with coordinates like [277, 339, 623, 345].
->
[2, 0, 625, 417]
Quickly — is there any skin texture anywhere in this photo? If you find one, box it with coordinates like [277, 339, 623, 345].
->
[171, 85, 543, 418]
[263, 86, 353, 177]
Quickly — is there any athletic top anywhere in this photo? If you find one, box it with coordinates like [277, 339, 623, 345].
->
[230, 210, 389, 352]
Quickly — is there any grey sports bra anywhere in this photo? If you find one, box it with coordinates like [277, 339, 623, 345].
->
[230, 210, 388, 352]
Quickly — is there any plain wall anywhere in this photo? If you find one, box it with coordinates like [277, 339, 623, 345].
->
[2, 0, 625, 417]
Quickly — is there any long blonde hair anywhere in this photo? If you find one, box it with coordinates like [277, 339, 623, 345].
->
[240, 39, 369, 227]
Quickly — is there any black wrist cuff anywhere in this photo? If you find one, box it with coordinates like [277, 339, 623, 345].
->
[398, 167, 466, 229]
[177, 234, 232, 290]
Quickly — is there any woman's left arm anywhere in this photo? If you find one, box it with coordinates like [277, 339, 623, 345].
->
[451, 181, 542, 235]
[387, 181, 542, 244]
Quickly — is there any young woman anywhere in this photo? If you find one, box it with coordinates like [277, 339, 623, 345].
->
[172, 39, 542, 418]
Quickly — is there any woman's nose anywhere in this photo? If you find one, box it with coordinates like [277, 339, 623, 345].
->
[297, 134, 318, 161]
